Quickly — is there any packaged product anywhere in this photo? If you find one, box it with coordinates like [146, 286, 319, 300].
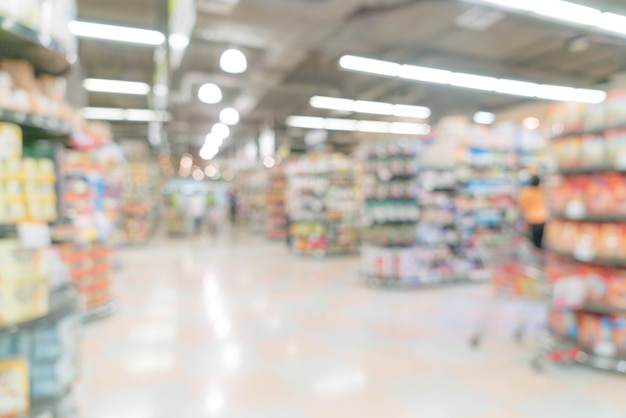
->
[0, 59, 35, 91]
[606, 90, 626, 128]
[583, 103, 607, 131]
[0, 280, 49, 325]
[0, 240, 47, 282]
[606, 129, 626, 168]
[596, 223, 624, 258]
[613, 315, 626, 352]
[607, 269, 626, 309]
[580, 134, 606, 167]
[0, 123, 22, 159]
[549, 309, 578, 338]
[586, 266, 610, 304]
[578, 313, 611, 348]
[0, 357, 29, 417]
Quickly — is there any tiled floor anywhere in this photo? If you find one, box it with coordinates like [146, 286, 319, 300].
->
[81, 230, 626, 418]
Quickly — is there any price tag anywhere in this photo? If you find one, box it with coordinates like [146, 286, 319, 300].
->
[574, 245, 595, 262]
[594, 341, 617, 358]
[565, 201, 586, 220]
[17, 223, 51, 249]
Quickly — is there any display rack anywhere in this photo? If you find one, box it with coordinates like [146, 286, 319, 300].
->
[0, 7, 83, 415]
[286, 154, 360, 257]
[265, 165, 288, 240]
[234, 167, 268, 232]
[544, 95, 626, 374]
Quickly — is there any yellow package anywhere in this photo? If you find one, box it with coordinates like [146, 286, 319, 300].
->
[0, 123, 22, 159]
[0, 357, 29, 417]
[0, 240, 46, 283]
[0, 280, 49, 326]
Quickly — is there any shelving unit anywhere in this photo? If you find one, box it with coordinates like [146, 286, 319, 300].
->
[265, 166, 288, 240]
[286, 154, 360, 257]
[544, 97, 626, 374]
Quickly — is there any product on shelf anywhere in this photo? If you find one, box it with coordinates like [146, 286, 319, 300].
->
[544, 94, 626, 371]
[265, 166, 288, 240]
[286, 154, 361, 256]
[233, 167, 268, 233]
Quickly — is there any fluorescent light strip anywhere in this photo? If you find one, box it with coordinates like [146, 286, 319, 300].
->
[82, 107, 171, 122]
[286, 115, 430, 135]
[339, 54, 606, 104]
[310, 95, 431, 119]
[69, 21, 165, 46]
[466, 0, 626, 38]
[83, 78, 151, 95]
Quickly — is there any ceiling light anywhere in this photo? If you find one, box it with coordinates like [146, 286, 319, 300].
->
[286, 115, 430, 135]
[219, 108, 240, 125]
[200, 145, 218, 160]
[169, 33, 189, 50]
[598, 12, 626, 35]
[353, 100, 393, 115]
[534, 0, 601, 26]
[220, 49, 247, 74]
[536, 84, 576, 101]
[205, 133, 224, 147]
[263, 157, 275, 168]
[399, 65, 452, 84]
[339, 55, 400, 77]
[450, 73, 497, 91]
[205, 165, 218, 177]
[357, 121, 390, 133]
[81, 107, 170, 122]
[192, 169, 205, 181]
[153, 84, 169, 97]
[198, 83, 222, 104]
[310, 96, 354, 112]
[211, 123, 230, 139]
[574, 89, 607, 104]
[83, 78, 151, 95]
[523, 117, 540, 130]
[474, 111, 496, 124]
[325, 118, 358, 131]
[81, 107, 125, 120]
[339, 54, 606, 103]
[389, 122, 430, 135]
[69, 21, 165, 45]
[393, 104, 431, 119]
[471, 0, 537, 11]
[286, 116, 326, 129]
[310, 95, 431, 119]
[495, 79, 539, 97]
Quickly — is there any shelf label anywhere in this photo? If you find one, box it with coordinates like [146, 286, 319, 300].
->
[565, 201, 586, 220]
[574, 245, 595, 262]
[17, 223, 51, 249]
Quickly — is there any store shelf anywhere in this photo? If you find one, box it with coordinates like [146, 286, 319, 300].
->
[0, 16, 72, 75]
[548, 247, 626, 268]
[551, 332, 626, 374]
[549, 124, 626, 141]
[558, 164, 625, 176]
[552, 212, 626, 223]
[0, 108, 71, 139]
[0, 285, 78, 335]
[577, 301, 626, 315]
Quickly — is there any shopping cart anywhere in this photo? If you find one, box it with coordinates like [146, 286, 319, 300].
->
[469, 232, 548, 345]
[469, 233, 596, 371]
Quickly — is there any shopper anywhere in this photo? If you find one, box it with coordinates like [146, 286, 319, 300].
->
[229, 191, 238, 224]
[518, 175, 548, 249]
[188, 192, 207, 235]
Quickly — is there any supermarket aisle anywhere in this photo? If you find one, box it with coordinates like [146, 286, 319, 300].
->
[80, 232, 626, 418]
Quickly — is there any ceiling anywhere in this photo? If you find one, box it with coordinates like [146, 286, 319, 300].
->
[74, 0, 626, 153]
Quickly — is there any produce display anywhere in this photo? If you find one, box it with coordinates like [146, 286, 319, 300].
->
[286, 154, 360, 256]
[546, 94, 626, 371]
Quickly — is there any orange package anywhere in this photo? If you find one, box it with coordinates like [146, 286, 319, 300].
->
[586, 266, 610, 304]
[607, 269, 626, 309]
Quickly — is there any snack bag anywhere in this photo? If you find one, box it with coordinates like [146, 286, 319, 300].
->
[607, 269, 626, 309]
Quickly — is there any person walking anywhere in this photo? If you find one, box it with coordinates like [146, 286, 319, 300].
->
[518, 175, 548, 249]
